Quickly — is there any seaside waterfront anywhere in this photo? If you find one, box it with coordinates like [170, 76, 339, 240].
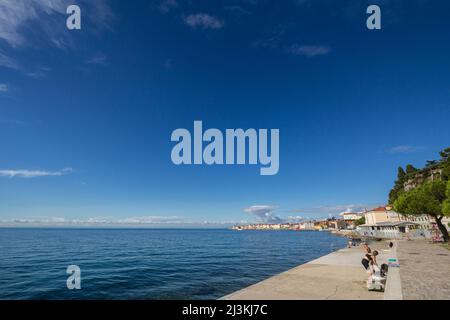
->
[0, 228, 346, 300]
[224, 239, 450, 300]
[222, 241, 392, 300]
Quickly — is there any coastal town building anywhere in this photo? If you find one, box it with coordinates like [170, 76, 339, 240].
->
[358, 206, 413, 238]
[299, 222, 315, 230]
[363, 206, 400, 225]
[399, 214, 433, 230]
[356, 205, 449, 239]
[231, 208, 448, 237]
[339, 212, 364, 229]
[327, 219, 347, 230]
[313, 220, 328, 230]
[231, 218, 350, 231]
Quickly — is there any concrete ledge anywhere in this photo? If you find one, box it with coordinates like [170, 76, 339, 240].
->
[383, 241, 403, 300]
[222, 244, 390, 300]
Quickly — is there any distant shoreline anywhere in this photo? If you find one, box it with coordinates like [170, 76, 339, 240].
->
[0, 226, 233, 230]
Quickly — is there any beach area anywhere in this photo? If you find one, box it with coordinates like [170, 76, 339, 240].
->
[222, 239, 450, 300]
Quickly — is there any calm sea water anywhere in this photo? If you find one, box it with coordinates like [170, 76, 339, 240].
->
[0, 228, 346, 300]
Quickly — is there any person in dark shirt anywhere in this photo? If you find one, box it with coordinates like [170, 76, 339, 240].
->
[361, 250, 378, 281]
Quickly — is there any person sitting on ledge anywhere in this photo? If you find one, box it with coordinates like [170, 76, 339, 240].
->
[361, 250, 378, 281]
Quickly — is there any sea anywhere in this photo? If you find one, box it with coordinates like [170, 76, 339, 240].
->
[0, 228, 347, 299]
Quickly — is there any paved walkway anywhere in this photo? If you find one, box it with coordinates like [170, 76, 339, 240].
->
[222, 243, 391, 300]
[397, 240, 450, 300]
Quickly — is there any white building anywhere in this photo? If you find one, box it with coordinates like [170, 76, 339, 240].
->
[358, 205, 433, 239]
[299, 222, 315, 230]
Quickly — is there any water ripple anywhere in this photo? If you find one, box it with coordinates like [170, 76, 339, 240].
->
[0, 229, 346, 299]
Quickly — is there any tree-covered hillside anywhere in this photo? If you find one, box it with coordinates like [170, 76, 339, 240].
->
[389, 148, 450, 242]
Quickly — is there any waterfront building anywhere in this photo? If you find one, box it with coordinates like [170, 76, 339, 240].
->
[339, 212, 364, 229]
[358, 205, 438, 239]
[299, 222, 315, 230]
[313, 220, 328, 230]
[363, 206, 400, 225]
[327, 219, 347, 230]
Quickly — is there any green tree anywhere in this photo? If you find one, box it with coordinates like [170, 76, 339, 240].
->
[405, 164, 418, 175]
[397, 167, 406, 181]
[394, 181, 449, 242]
[439, 147, 450, 180]
[389, 167, 407, 204]
[426, 160, 438, 168]
[439, 147, 450, 161]
[354, 216, 365, 227]
[443, 181, 450, 216]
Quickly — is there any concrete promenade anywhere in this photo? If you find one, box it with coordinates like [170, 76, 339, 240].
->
[222, 242, 393, 300]
[397, 240, 450, 300]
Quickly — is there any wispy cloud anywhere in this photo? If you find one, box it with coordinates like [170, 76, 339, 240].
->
[252, 22, 331, 58]
[224, 6, 251, 16]
[0, 83, 9, 92]
[159, 0, 178, 14]
[0, 117, 25, 125]
[286, 204, 378, 216]
[0, 0, 114, 49]
[0, 0, 68, 48]
[87, 53, 108, 66]
[252, 22, 292, 50]
[387, 145, 425, 154]
[116, 216, 186, 224]
[285, 215, 305, 222]
[0, 168, 73, 178]
[184, 13, 224, 30]
[26, 66, 51, 79]
[0, 215, 242, 227]
[0, 52, 20, 70]
[288, 44, 331, 57]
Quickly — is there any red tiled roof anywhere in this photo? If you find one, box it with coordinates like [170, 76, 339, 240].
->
[372, 206, 388, 212]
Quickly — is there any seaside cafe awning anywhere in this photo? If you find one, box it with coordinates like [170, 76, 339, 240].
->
[359, 221, 419, 228]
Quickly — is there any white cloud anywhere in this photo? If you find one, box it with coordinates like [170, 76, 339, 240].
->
[285, 215, 304, 222]
[159, 0, 178, 14]
[287, 204, 377, 216]
[0, 0, 114, 49]
[0, 52, 20, 70]
[388, 145, 424, 154]
[0, 168, 73, 178]
[0, 83, 9, 92]
[87, 53, 108, 65]
[117, 216, 186, 224]
[338, 207, 364, 216]
[224, 6, 251, 16]
[0, 215, 241, 227]
[244, 205, 282, 223]
[184, 13, 224, 30]
[288, 44, 331, 57]
[0, 0, 67, 48]
[26, 66, 51, 79]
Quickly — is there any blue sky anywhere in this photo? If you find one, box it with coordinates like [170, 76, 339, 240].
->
[1, 0, 450, 227]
